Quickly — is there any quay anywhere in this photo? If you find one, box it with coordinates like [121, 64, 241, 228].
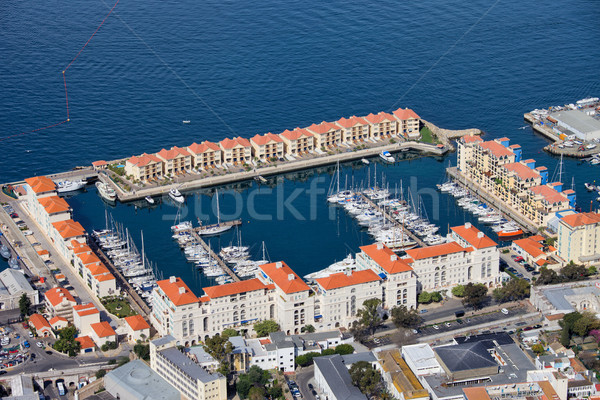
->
[358, 193, 426, 248]
[446, 166, 538, 235]
[195, 219, 242, 232]
[185, 228, 240, 283]
[89, 241, 152, 317]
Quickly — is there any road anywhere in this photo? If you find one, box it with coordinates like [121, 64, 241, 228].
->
[500, 251, 534, 279]
[295, 365, 317, 400]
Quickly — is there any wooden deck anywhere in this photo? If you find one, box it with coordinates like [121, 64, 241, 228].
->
[358, 193, 426, 248]
[186, 228, 240, 283]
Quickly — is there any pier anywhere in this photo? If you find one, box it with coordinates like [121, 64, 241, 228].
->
[358, 193, 426, 248]
[90, 241, 152, 317]
[195, 219, 242, 233]
[185, 228, 240, 283]
[446, 167, 538, 234]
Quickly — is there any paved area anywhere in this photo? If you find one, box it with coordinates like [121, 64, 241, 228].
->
[295, 365, 318, 400]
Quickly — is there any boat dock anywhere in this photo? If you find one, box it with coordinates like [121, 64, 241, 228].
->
[185, 228, 240, 283]
[194, 219, 242, 233]
[446, 166, 538, 234]
[358, 193, 426, 248]
[89, 241, 152, 317]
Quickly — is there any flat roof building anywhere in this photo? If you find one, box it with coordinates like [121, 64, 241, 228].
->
[314, 354, 367, 400]
[104, 359, 181, 400]
[550, 110, 600, 141]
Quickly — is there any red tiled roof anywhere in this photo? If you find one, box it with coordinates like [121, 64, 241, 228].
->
[503, 162, 540, 181]
[251, 132, 283, 145]
[306, 121, 340, 135]
[75, 335, 95, 349]
[478, 141, 514, 158]
[561, 212, 600, 228]
[219, 137, 251, 149]
[513, 237, 545, 259]
[29, 313, 51, 330]
[530, 185, 568, 204]
[451, 224, 497, 249]
[156, 277, 199, 306]
[45, 287, 76, 307]
[87, 263, 110, 276]
[203, 278, 270, 299]
[509, 144, 521, 149]
[405, 242, 467, 260]
[316, 269, 381, 290]
[198, 295, 210, 303]
[24, 176, 56, 194]
[95, 273, 115, 282]
[280, 128, 314, 140]
[156, 146, 191, 160]
[128, 153, 162, 167]
[336, 116, 368, 128]
[38, 196, 70, 214]
[90, 321, 116, 338]
[463, 387, 492, 400]
[73, 303, 100, 317]
[49, 316, 68, 326]
[535, 166, 547, 171]
[259, 261, 310, 294]
[71, 242, 92, 254]
[359, 243, 413, 274]
[462, 135, 483, 144]
[92, 160, 107, 167]
[52, 220, 85, 239]
[393, 107, 420, 120]
[124, 315, 150, 331]
[77, 252, 101, 266]
[187, 141, 220, 154]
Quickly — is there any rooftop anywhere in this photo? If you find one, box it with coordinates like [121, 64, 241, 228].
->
[219, 136, 251, 149]
[435, 341, 497, 373]
[513, 236, 546, 258]
[156, 146, 191, 160]
[451, 224, 497, 249]
[359, 243, 413, 274]
[29, 313, 51, 330]
[561, 212, 600, 228]
[44, 286, 76, 306]
[393, 107, 420, 120]
[187, 141, 221, 154]
[91, 321, 116, 338]
[259, 261, 310, 294]
[479, 140, 514, 158]
[378, 349, 428, 400]
[24, 176, 56, 194]
[124, 315, 150, 331]
[314, 355, 367, 400]
[250, 132, 283, 145]
[38, 195, 70, 214]
[503, 162, 540, 181]
[73, 303, 100, 317]
[279, 128, 313, 140]
[203, 278, 270, 299]
[0, 268, 35, 295]
[128, 153, 162, 167]
[52, 219, 86, 239]
[405, 241, 468, 261]
[75, 335, 96, 349]
[156, 277, 199, 306]
[336, 115, 368, 128]
[530, 184, 568, 204]
[104, 359, 180, 400]
[315, 269, 381, 290]
[550, 109, 600, 137]
[158, 347, 223, 383]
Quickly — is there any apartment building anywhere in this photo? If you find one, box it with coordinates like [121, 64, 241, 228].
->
[150, 335, 227, 400]
[250, 132, 284, 160]
[44, 287, 77, 322]
[125, 153, 164, 182]
[279, 128, 315, 156]
[364, 112, 397, 139]
[187, 141, 222, 169]
[336, 116, 370, 143]
[35, 196, 71, 234]
[73, 303, 100, 336]
[306, 122, 343, 149]
[219, 137, 252, 164]
[313, 269, 382, 330]
[24, 176, 57, 216]
[557, 212, 600, 264]
[156, 146, 193, 176]
[393, 107, 421, 138]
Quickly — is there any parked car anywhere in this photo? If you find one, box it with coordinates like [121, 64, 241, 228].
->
[22, 341, 30, 348]
[419, 309, 428, 314]
[36, 342, 44, 348]
[514, 256, 524, 262]
[501, 308, 509, 315]
[28, 332, 33, 338]
[445, 322, 451, 327]
[432, 325, 440, 330]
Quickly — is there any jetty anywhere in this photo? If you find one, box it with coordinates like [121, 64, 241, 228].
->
[186, 228, 240, 283]
[195, 219, 242, 233]
[358, 193, 426, 248]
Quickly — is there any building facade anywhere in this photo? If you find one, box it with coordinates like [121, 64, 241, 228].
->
[557, 212, 600, 264]
[187, 141, 222, 169]
[125, 153, 164, 182]
[250, 133, 284, 160]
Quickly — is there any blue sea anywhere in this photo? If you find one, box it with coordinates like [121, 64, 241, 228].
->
[1, 0, 600, 291]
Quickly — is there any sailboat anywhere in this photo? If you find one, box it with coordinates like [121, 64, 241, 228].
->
[327, 161, 353, 203]
[198, 190, 233, 236]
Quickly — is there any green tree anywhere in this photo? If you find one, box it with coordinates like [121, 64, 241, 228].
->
[248, 386, 266, 400]
[418, 291, 432, 304]
[492, 278, 530, 303]
[531, 344, 545, 356]
[588, 266, 597, 275]
[560, 264, 588, 281]
[356, 298, 382, 336]
[349, 320, 368, 343]
[133, 343, 150, 361]
[535, 267, 560, 285]
[560, 326, 571, 347]
[451, 285, 465, 298]
[253, 320, 280, 337]
[572, 311, 599, 337]
[431, 292, 442, 302]
[301, 324, 315, 333]
[19, 294, 31, 316]
[349, 361, 382, 397]
[462, 283, 488, 309]
[334, 344, 355, 355]
[390, 305, 421, 329]
[53, 326, 81, 357]
[236, 376, 252, 399]
[95, 369, 107, 379]
[205, 334, 233, 365]
[222, 328, 239, 339]
[268, 385, 283, 399]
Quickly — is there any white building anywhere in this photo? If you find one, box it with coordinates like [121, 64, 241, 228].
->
[0, 269, 39, 311]
[314, 355, 367, 400]
[401, 343, 442, 376]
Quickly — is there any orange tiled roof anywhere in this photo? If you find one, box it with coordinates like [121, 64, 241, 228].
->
[78, 252, 101, 266]
[38, 196, 70, 214]
[203, 278, 270, 299]
[52, 220, 85, 239]
[37, 249, 49, 256]
[29, 313, 51, 330]
[124, 315, 150, 331]
[503, 162, 540, 181]
[128, 153, 162, 167]
[513, 237, 545, 259]
[359, 243, 413, 274]
[316, 269, 381, 290]
[561, 212, 600, 228]
[451, 224, 497, 249]
[479, 140, 514, 158]
[251, 132, 283, 145]
[405, 242, 467, 261]
[75, 335, 96, 349]
[462, 387, 492, 400]
[87, 263, 110, 276]
[49, 316, 68, 326]
[95, 273, 115, 282]
[73, 303, 99, 317]
[45, 287, 76, 307]
[280, 128, 314, 140]
[72, 241, 92, 254]
[393, 107, 420, 120]
[306, 121, 340, 135]
[529, 185, 568, 204]
[187, 141, 221, 154]
[156, 146, 191, 160]
[156, 277, 199, 306]
[536, 259, 548, 266]
[92, 160, 107, 167]
[259, 261, 310, 294]
[90, 321, 116, 338]
[24, 176, 56, 194]
[336, 116, 368, 128]
[219, 137, 251, 149]
[462, 135, 483, 143]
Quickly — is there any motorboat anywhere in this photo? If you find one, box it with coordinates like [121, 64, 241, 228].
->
[171, 221, 192, 232]
[56, 179, 86, 193]
[497, 225, 524, 239]
[0, 245, 10, 259]
[361, 158, 370, 165]
[183, 120, 191, 124]
[8, 257, 19, 269]
[145, 196, 155, 205]
[585, 182, 598, 191]
[169, 188, 185, 203]
[96, 181, 117, 202]
[379, 151, 395, 163]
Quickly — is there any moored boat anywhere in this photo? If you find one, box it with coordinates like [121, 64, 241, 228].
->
[379, 151, 395, 163]
[169, 188, 185, 203]
[57, 179, 86, 193]
[96, 181, 117, 202]
[0, 245, 10, 259]
[497, 226, 524, 239]
[361, 158, 370, 165]
[145, 196, 155, 205]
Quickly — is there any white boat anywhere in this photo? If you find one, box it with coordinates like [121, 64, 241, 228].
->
[96, 181, 117, 202]
[198, 190, 232, 236]
[57, 179, 86, 193]
[361, 158, 370, 165]
[183, 120, 191, 124]
[586, 144, 597, 150]
[585, 182, 598, 191]
[8, 257, 19, 269]
[304, 255, 357, 280]
[379, 151, 395, 163]
[145, 196, 155, 205]
[0, 245, 10, 259]
[169, 188, 185, 203]
[171, 221, 192, 232]
[591, 158, 600, 165]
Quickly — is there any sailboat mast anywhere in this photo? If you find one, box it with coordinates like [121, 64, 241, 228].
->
[216, 190, 221, 225]
[141, 230, 145, 269]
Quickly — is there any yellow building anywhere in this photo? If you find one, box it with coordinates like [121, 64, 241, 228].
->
[336, 116, 370, 143]
[219, 137, 252, 164]
[156, 146, 193, 176]
[250, 132, 284, 160]
[187, 141, 222, 169]
[393, 108, 421, 139]
[365, 111, 398, 139]
[557, 212, 600, 264]
[279, 128, 314, 156]
[378, 349, 430, 400]
[125, 153, 164, 182]
[306, 121, 343, 149]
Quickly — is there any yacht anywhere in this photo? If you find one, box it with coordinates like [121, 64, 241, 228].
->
[497, 226, 524, 239]
[361, 158, 370, 165]
[0, 245, 10, 259]
[96, 181, 117, 202]
[145, 196, 155, 205]
[304, 255, 357, 280]
[57, 179, 86, 193]
[379, 151, 395, 163]
[169, 188, 185, 203]
[171, 221, 192, 232]
[585, 182, 598, 191]
[8, 257, 19, 269]
[197, 190, 232, 236]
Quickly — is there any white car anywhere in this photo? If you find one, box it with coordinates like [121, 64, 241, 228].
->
[501, 308, 509, 315]
[28, 332, 34, 338]
[433, 325, 440, 330]
[36, 342, 44, 348]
